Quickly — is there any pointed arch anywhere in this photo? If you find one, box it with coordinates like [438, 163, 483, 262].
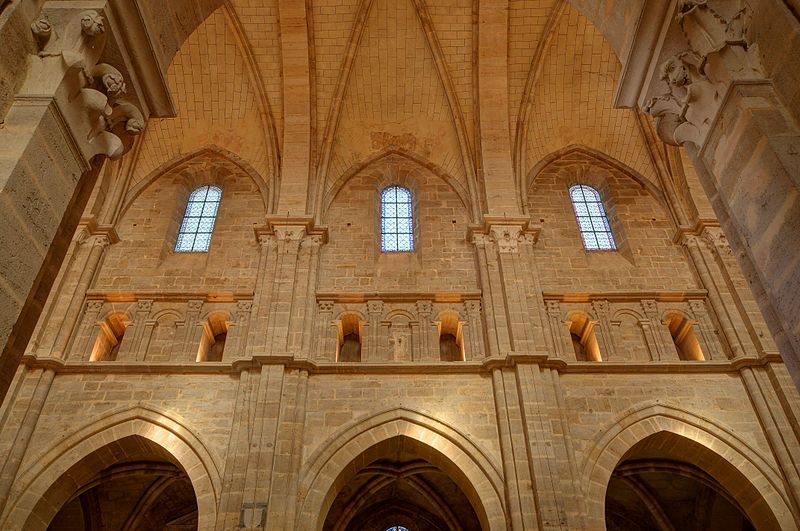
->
[322, 148, 474, 220]
[524, 144, 667, 211]
[582, 402, 797, 530]
[1, 405, 222, 530]
[298, 407, 506, 530]
[121, 145, 275, 220]
[513, 0, 566, 209]
[312, 0, 480, 221]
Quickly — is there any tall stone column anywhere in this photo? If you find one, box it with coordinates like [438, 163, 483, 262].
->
[618, 0, 800, 382]
[682, 233, 750, 358]
[49, 230, 115, 360]
[0, 1, 168, 401]
[470, 218, 542, 358]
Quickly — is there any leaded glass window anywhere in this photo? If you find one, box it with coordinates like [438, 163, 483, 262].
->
[381, 186, 414, 252]
[385, 527, 409, 531]
[175, 185, 222, 252]
[569, 184, 616, 251]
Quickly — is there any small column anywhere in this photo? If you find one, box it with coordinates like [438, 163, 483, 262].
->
[227, 300, 253, 359]
[688, 299, 720, 361]
[182, 299, 205, 361]
[591, 300, 617, 360]
[364, 300, 384, 362]
[545, 300, 572, 360]
[117, 299, 153, 361]
[76, 300, 106, 361]
[315, 301, 337, 362]
[414, 301, 436, 361]
[462, 300, 485, 361]
[641, 300, 678, 361]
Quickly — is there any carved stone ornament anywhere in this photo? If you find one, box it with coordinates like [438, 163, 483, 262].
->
[367, 300, 384, 315]
[645, 51, 719, 146]
[702, 227, 733, 255]
[187, 300, 204, 312]
[136, 299, 154, 313]
[89, 234, 111, 248]
[545, 300, 561, 317]
[29, 10, 144, 160]
[641, 299, 660, 318]
[318, 301, 335, 313]
[274, 226, 305, 243]
[464, 300, 482, 316]
[236, 300, 253, 311]
[688, 299, 709, 317]
[489, 225, 523, 253]
[646, 1, 762, 147]
[415, 300, 433, 317]
[592, 299, 610, 316]
[86, 299, 105, 313]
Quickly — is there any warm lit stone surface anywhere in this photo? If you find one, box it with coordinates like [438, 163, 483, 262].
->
[0, 1, 799, 529]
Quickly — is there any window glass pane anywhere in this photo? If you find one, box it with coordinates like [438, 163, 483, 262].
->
[570, 184, 615, 251]
[181, 217, 200, 233]
[186, 201, 204, 216]
[573, 203, 589, 217]
[194, 233, 212, 251]
[176, 185, 222, 252]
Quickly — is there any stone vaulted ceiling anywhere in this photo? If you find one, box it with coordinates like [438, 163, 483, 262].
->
[127, 0, 661, 211]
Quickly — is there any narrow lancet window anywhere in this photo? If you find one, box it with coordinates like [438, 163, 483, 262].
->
[381, 186, 414, 252]
[569, 184, 616, 251]
[176, 185, 222, 252]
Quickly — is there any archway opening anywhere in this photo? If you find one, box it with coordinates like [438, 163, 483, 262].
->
[34, 435, 199, 531]
[604, 432, 766, 531]
[322, 435, 481, 531]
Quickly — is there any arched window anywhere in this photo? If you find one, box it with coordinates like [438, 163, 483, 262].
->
[338, 313, 362, 362]
[176, 185, 222, 252]
[90, 314, 128, 362]
[665, 312, 705, 361]
[569, 184, 616, 251]
[381, 186, 414, 252]
[385, 527, 409, 531]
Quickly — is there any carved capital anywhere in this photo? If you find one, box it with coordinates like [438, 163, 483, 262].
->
[546, 300, 561, 317]
[640, 299, 660, 318]
[275, 226, 306, 243]
[187, 299, 204, 313]
[88, 234, 111, 248]
[592, 299, 610, 316]
[415, 300, 433, 318]
[25, 8, 144, 161]
[367, 300, 384, 316]
[489, 225, 523, 253]
[464, 300, 482, 316]
[318, 300, 335, 313]
[702, 227, 732, 255]
[85, 299, 105, 314]
[136, 299, 153, 314]
[688, 299, 709, 317]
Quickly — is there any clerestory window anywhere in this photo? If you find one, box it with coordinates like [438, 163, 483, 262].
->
[569, 184, 616, 251]
[176, 185, 222, 252]
[381, 185, 414, 252]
